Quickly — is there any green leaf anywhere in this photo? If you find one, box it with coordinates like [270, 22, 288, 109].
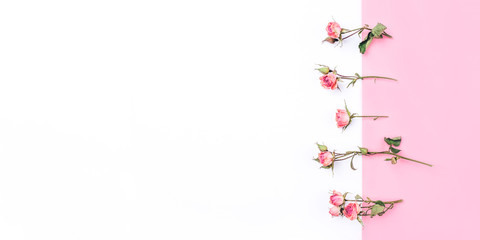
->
[358, 147, 368, 155]
[323, 37, 338, 44]
[374, 200, 385, 207]
[371, 23, 387, 38]
[370, 204, 385, 217]
[350, 158, 357, 170]
[391, 136, 402, 146]
[331, 158, 335, 175]
[346, 80, 356, 88]
[384, 136, 402, 146]
[389, 146, 401, 154]
[320, 164, 333, 169]
[357, 216, 364, 227]
[344, 100, 351, 117]
[317, 144, 328, 152]
[357, 29, 364, 37]
[355, 194, 363, 201]
[358, 32, 373, 54]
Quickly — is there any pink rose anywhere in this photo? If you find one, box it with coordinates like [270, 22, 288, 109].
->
[329, 190, 344, 206]
[319, 73, 338, 90]
[329, 206, 341, 217]
[318, 151, 333, 167]
[326, 22, 341, 39]
[343, 202, 360, 220]
[335, 109, 350, 128]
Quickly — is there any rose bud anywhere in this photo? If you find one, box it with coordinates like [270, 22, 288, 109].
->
[343, 202, 361, 220]
[329, 206, 341, 217]
[318, 67, 330, 74]
[319, 73, 338, 90]
[329, 190, 344, 206]
[318, 151, 334, 167]
[335, 109, 350, 128]
[326, 22, 341, 39]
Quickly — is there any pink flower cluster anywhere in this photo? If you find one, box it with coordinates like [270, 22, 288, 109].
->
[318, 19, 406, 227]
[328, 190, 361, 221]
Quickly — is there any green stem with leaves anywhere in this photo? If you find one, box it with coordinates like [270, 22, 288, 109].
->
[315, 137, 433, 173]
[332, 150, 432, 167]
[340, 25, 371, 40]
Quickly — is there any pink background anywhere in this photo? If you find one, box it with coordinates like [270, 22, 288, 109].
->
[362, 0, 480, 238]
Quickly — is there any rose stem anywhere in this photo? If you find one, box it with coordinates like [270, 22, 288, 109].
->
[341, 26, 371, 34]
[333, 153, 358, 161]
[359, 76, 397, 81]
[345, 199, 403, 204]
[352, 115, 388, 119]
[335, 150, 433, 167]
[337, 74, 397, 81]
[341, 30, 361, 40]
[368, 151, 433, 167]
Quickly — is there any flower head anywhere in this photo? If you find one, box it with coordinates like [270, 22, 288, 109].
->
[318, 151, 334, 167]
[343, 202, 360, 220]
[319, 73, 338, 90]
[336, 109, 350, 128]
[326, 22, 341, 39]
[329, 190, 344, 206]
[329, 206, 341, 217]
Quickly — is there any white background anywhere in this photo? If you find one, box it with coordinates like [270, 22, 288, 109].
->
[0, 0, 362, 239]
